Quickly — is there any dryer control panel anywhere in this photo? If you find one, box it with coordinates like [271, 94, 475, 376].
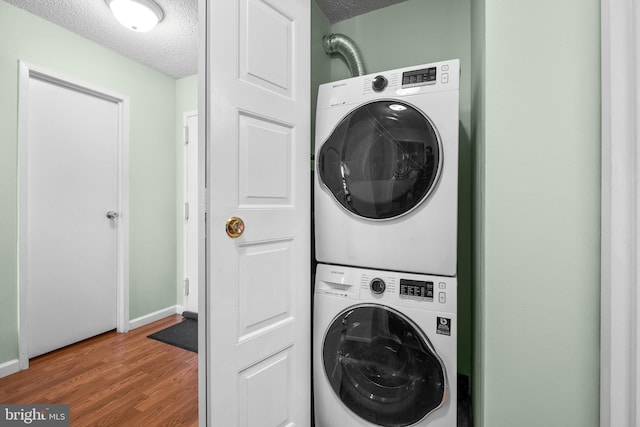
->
[317, 59, 459, 110]
[401, 67, 437, 87]
[400, 279, 434, 300]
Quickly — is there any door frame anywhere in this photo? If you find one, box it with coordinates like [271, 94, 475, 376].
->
[197, 0, 209, 423]
[182, 111, 202, 315]
[600, 0, 640, 425]
[17, 61, 130, 370]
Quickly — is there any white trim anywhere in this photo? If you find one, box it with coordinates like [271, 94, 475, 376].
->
[182, 110, 204, 318]
[0, 359, 20, 379]
[182, 110, 197, 314]
[600, 1, 639, 426]
[17, 62, 29, 370]
[116, 91, 130, 335]
[128, 305, 183, 330]
[198, 0, 209, 424]
[17, 61, 130, 369]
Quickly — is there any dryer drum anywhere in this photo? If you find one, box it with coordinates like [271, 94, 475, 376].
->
[317, 100, 441, 220]
[323, 305, 446, 427]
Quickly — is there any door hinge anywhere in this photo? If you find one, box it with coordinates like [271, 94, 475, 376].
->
[184, 126, 189, 144]
[203, 189, 209, 214]
[184, 202, 190, 220]
[184, 277, 190, 296]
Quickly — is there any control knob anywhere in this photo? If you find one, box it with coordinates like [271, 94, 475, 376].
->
[370, 278, 386, 294]
[372, 75, 388, 92]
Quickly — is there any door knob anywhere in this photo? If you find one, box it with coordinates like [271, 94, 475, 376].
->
[106, 211, 119, 220]
[226, 216, 245, 238]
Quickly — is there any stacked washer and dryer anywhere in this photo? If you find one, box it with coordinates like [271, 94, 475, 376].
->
[313, 60, 460, 427]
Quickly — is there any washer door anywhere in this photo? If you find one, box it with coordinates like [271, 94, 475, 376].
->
[323, 304, 446, 427]
[317, 100, 441, 220]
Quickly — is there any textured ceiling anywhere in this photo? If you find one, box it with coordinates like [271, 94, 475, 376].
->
[4, 0, 197, 79]
[4, 0, 405, 78]
[315, 0, 409, 24]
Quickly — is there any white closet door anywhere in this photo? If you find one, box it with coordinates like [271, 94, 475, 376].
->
[204, 0, 311, 424]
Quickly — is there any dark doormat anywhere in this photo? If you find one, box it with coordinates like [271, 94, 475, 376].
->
[148, 319, 197, 353]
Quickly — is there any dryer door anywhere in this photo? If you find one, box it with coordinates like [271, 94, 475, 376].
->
[322, 304, 446, 427]
[317, 100, 442, 220]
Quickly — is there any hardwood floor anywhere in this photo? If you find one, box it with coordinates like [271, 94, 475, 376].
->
[0, 315, 198, 426]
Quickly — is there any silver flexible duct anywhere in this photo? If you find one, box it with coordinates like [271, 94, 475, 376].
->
[323, 33, 366, 77]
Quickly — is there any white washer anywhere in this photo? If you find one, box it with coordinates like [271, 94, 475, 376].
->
[314, 60, 459, 276]
[314, 263, 457, 427]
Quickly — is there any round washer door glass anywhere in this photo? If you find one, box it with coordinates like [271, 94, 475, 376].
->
[317, 100, 441, 220]
[323, 305, 446, 427]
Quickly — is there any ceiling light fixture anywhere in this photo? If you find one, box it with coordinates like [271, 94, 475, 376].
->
[106, 0, 164, 32]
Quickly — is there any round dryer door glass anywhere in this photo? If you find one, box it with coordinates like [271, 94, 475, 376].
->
[317, 100, 441, 220]
[322, 305, 446, 427]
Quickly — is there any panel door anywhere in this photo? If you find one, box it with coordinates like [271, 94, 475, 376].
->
[205, 0, 311, 425]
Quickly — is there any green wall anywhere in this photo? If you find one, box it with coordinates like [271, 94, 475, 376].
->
[471, 0, 486, 421]
[0, 1, 178, 364]
[324, 0, 473, 376]
[175, 75, 198, 306]
[473, 0, 601, 426]
[311, 0, 332, 164]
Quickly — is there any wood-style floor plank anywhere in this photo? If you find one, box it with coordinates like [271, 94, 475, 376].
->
[0, 314, 198, 426]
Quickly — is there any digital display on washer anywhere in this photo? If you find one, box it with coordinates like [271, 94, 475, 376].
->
[402, 67, 436, 86]
[400, 279, 434, 299]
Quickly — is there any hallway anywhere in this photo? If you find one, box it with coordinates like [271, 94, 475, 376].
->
[0, 315, 198, 426]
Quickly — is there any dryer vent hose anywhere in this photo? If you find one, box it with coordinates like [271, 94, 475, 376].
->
[323, 33, 366, 77]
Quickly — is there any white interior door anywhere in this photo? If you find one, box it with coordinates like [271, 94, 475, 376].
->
[22, 71, 122, 359]
[183, 113, 201, 314]
[204, 0, 311, 425]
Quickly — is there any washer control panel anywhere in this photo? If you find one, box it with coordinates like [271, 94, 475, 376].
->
[315, 264, 455, 310]
[400, 279, 434, 300]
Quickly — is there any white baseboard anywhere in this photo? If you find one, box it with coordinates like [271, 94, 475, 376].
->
[129, 305, 183, 330]
[0, 359, 20, 379]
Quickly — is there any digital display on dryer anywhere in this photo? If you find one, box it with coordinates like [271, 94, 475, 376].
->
[400, 279, 434, 299]
[402, 67, 437, 86]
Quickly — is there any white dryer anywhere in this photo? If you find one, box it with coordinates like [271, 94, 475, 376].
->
[314, 263, 457, 427]
[314, 60, 459, 276]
